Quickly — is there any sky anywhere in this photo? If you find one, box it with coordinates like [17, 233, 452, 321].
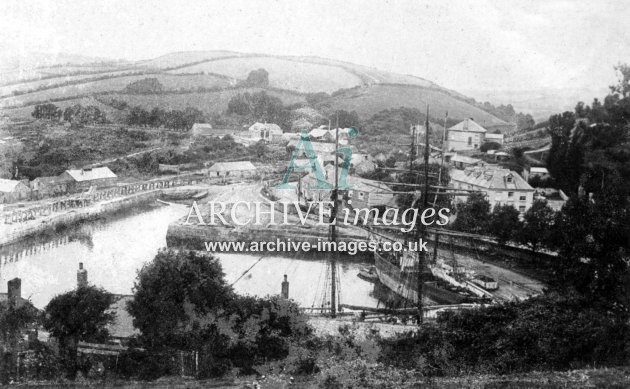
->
[0, 0, 628, 95]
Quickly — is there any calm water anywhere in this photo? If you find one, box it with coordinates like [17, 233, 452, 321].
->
[0, 204, 378, 309]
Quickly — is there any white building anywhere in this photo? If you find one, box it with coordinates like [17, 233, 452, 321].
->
[248, 122, 283, 142]
[446, 119, 487, 151]
[207, 161, 257, 178]
[450, 167, 534, 214]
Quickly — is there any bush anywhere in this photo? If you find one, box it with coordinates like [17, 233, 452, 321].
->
[480, 141, 501, 152]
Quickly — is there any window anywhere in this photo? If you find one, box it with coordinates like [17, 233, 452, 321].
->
[519, 195, 526, 201]
[508, 191, 514, 198]
[519, 206, 526, 212]
[506, 175, 513, 183]
[468, 137, 472, 145]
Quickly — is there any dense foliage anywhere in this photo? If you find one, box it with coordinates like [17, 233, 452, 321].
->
[126, 105, 204, 130]
[43, 286, 115, 378]
[126, 249, 311, 378]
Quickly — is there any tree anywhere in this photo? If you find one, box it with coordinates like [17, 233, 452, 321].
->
[127, 249, 311, 377]
[452, 192, 491, 233]
[516, 112, 535, 130]
[43, 286, 115, 378]
[517, 200, 555, 251]
[127, 249, 236, 350]
[124, 78, 164, 94]
[0, 300, 38, 384]
[479, 141, 501, 153]
[63, 104, 107, 124]
[126, 106, 151, 126]
[32, 103, 61, 120]
[488, 204, 522, 244]
[241, 68, 269, 87]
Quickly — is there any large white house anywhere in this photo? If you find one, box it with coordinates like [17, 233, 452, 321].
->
[446, 119, 487, 151]
[450, 167, 534, 214]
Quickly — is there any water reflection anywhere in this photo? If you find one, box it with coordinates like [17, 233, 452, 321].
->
[0, 204, 379, 310]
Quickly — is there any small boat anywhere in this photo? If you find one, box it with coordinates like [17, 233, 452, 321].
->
[357, 266, 379, 282]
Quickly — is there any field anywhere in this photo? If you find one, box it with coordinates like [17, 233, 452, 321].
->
[0, 50, 507, 127]
[327, 84, 508, 125]
[169, 56, 364, 93]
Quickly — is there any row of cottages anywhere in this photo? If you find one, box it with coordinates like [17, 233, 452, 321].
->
[249, 122, 283, 142]
[450, 167, 534, 214]
[207, 161, 257, 178]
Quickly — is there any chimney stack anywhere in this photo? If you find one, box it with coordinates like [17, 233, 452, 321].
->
[281, 274, 289, 299]
[7, 278, 21, 307]
[77, 262, 88, 288]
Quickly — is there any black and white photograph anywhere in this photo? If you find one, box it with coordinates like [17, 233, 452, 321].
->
[0, 1, 629, 387]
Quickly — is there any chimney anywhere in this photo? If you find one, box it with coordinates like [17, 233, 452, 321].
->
[7, 278, 21, 307]
[281, 274, 289, 299]
[77, 262, 88, 288]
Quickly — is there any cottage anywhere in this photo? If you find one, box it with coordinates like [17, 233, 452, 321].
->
[446, 118, 487, 151]
[348, 177, 395, 209]
[60, 167, 117, 191]
[207, 161, 257, 178]
[249, 122, 283, 142]
[524, 166, 550, 181]
[449, 154, 483, 170]
[0, 179, 30, 203]
[308, 126, 333, 142]
[30, 176, 71, 198]
[450, 167, 534, 214]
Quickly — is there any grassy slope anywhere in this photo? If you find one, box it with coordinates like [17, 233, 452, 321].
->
[168, 56, 364, 93]
[327, 84, 507, 125]
[0, 51, 506, 126]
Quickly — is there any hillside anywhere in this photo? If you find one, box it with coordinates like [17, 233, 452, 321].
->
[0, 51, 508, 128]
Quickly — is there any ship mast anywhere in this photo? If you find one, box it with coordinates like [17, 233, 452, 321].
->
[416, 105, 431, 323]
[329, 113, 340, 317]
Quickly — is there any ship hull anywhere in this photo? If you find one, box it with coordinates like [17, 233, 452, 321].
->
[374, 251, 465, 305]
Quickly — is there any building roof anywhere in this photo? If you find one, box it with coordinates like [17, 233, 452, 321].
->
[192, 123, 213, 131]
[64, 167, 117, 182]
[485, 133, 504, 140]
[0, 179, 26, 193]
[448, 119, 487, 134]
[350, 176, 393, 193]
[249, 122, 282, 134]
[287, 139, 338, 154]
[208, 161, 257, 172]
[106, 295, 138, 339]
[450, 154, 482, 165]
[530, 167, 549, 174]
[308, 126, 330, 138]
[450, 167, 533, 191]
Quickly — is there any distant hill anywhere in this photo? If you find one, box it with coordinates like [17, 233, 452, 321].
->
[0, 50, 508, 128]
